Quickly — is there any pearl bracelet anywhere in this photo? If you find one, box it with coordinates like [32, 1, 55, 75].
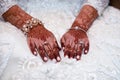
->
[70, 26, 86, 33]
[22, 18, 43, 35]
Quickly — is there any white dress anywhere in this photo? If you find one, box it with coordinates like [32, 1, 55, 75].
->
[0, 0, 120, 80]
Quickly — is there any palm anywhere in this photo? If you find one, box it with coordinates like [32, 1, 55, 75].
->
[27, 24, 61, 62]
[61, 29, 89, 60]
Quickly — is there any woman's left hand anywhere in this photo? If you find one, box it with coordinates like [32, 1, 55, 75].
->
[60, 5, 99, 60]
[60, 28, 89, 60]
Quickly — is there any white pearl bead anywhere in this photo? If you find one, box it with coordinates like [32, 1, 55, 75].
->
[23, 25, 27, 28]
[75, 26, 79, 30]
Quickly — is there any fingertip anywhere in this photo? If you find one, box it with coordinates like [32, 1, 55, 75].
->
[56, 56, 61, 62]
[56, 53, 61, 62]
[68, 54, 71, 59]
[84, 49, 88, 54]
[64, 53, 67, 57]
[84, 42, 89, 54]
[30, 44, 36, 56]
[69, 49, 75, 59]
[27, 38, 37, 56]
[76, 55, 81, 60]
[44, 57, 48, 62]
[64, 49, 70, 58]
[73, 53, 77, 59]
[39, 50, 48, 62]
[33, 51, 37, 56]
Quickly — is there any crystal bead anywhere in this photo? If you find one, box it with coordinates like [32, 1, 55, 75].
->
[30, 26, 33, 28]
[23, 25, 27, 28]
[75, 26, 79, 30]
[22, 17, 43, 35]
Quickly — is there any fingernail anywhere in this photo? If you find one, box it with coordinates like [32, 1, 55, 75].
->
[33, 51, 37, 56]
[85, 50, 88, 54]
[44, 57, 48, 61]
[76, 55, 80, 60]
[57, 56, 61, 61]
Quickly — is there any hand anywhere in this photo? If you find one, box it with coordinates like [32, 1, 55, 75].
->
[60, 5, 98, 60]
[60, 29, 89, 60]
[2, 5, 61, 62]
[27, 24, 61, 62]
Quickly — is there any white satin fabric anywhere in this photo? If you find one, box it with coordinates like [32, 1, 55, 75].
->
[0, 0, 120, 80]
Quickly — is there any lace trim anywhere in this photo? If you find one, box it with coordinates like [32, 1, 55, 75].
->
[84, 0, 109, 15]
[0, 0, 16, 16]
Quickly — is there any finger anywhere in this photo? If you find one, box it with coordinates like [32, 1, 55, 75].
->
[50, 40, 61, 51]
[76, 44, 83, 60]
[54, 42, 61, 62]
[53, 48, 61, 62]
[76, 53, 82, 60]
[65, 41, 72, 58]
[84, 41, 89, 54]
[55, 41, 61, 51]
[49, 52, 55, 60]
[27, 37, 37, 56]
[66, 47, 72, 58]
[64, 47, 70, 58]
[44, 44, 55, 60]
[76, 50, 82, 60]
[60, 37, 65, 48]
[38, 48, 48, 62]
[69, 50, 73, 58]
[71, 44, 77, 59]
[48, 50, 55, 60]
[69, 48, 76, 58]
[68, 41, 75, 58]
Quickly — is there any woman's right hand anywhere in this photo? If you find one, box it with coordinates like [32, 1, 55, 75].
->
[27, 24, 61, 62]
[2, 5, 61, 62]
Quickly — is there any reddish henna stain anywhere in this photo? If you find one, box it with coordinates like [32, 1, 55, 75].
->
[27, 24, 61, 62]
[61, 5, 98, 60]
[2, 5, 61, 62]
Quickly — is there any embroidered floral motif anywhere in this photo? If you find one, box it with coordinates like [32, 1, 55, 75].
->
[18, 57, 43, 71]
[0, 43, 13, 77]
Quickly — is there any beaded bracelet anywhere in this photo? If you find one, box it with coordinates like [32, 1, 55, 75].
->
[70, 26, 86, 33]
[21, 18, 43, 35]
[2, 5, 44, 35]
[72, 5, 98, 31]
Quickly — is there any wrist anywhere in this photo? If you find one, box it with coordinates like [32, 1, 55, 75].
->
[71, 5, 98, 32]
[2, 5, 45, 35]
[22, 18, 44, 35]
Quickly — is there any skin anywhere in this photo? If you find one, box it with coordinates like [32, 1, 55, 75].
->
[2, 5, 61, 62]
[2, 5, 98, 62]
[60, 5, 98, 60]
[61, 25, 89, 60]
[27, 24, 61, 62]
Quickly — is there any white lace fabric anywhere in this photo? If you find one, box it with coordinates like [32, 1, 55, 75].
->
[0, 42, 13, 77]
[1, 0, 120, 80]
[0, 0, 16, 16]
[84, 0, 109, 15]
